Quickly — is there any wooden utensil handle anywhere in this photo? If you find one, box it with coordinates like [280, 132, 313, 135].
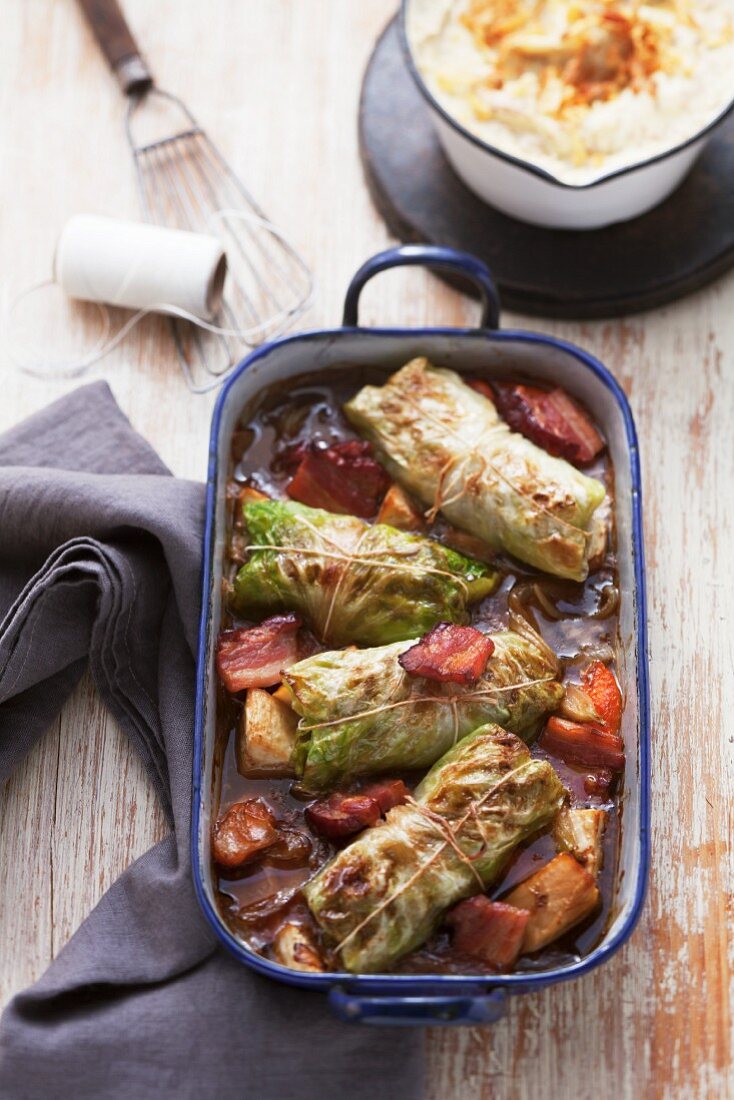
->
[77, 0, 153, 95]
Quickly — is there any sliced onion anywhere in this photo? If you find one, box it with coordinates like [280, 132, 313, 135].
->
[591, 584, 620, 620]
[577, 641, 615, 664]
[559, 683, 602, 724]
[532, 583, 564, 621]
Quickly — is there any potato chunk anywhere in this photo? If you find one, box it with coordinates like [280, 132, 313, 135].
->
[273, 922, 325, 973]
[553, 807, 606, 879]
[237, 688, 298, 777]
[504, 853, 600, 953]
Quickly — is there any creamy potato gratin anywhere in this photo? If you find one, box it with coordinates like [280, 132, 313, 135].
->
[407, 0, 734, 183]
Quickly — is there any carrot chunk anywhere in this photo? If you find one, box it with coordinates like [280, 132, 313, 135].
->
[541, 716, 625, 772]
[581, 661, 623, 734]
[446, 897, 530, 970]
[398, 623, 495, 684]
[376, 483, 426, 531]
[216, 614, 301, 693]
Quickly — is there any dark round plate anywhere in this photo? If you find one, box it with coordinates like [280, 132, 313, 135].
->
[359, 18, 734, 319]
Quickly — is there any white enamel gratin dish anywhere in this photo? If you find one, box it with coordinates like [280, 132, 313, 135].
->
[192, 246, 650, 1025]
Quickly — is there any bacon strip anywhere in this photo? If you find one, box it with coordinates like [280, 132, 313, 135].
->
[286, 440, 390, 518]
[398, 623, 495, 684]
[446, 897, 530, 971]
[541, 716, 625, 772]
[216, 613, 301, 693]
[491, 382, 604, 466]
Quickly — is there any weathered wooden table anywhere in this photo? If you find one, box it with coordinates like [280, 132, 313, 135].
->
[1, 2, 731, 1096]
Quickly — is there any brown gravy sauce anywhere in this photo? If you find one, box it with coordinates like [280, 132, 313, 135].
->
[213, 368, 622, 976]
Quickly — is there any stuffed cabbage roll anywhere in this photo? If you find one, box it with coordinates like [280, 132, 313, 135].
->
[285, 618, 563, 790]
[232, 499, 497, 647]
[304, 724, 565, 972]
[344, 359, 607, 582]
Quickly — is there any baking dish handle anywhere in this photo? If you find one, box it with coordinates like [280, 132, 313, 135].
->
[328, 983, 506, 1026]
[342, 245, 501, 330]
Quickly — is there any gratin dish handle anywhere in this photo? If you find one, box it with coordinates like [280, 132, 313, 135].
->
[328, 983, 506, 1026]
[342, 245, 501, 330]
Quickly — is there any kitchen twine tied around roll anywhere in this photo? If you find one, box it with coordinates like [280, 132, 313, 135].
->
[4, 213, 315, 389]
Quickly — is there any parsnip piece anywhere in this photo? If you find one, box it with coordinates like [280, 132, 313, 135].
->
[376, 483, 426, 531]
[237, 688, 298, 777]
[273, 922, 325, 973]
[504, 853, 600, 953]
[553, 807, 606, 879]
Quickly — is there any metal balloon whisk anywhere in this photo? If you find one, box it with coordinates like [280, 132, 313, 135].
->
[78, 0, 314, 392]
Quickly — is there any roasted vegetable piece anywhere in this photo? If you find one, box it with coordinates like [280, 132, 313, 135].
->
[584, 769, 614, 797]
[581, 661, 623, 734]
[236, 688, 298, 777]
[233, 499, 498, 647]
[212, 799, 279, 869]
[272, 922, 325, 973]
[376, 483, 426, 530]
[306, 793, 381, 840]
[238, 485, 270, 508]
[446, 897, 530, 971]
[558, 682, 602, 724]
[491, 382, 605, 466]
[216, 614, 301, 693]
[440, 526, 496, 564]
[541, 716, 625, 772]
[345, 359, 606, 581]
[399, 623, 495, 685]
[286, 440, 390, 518]
[285, 619, 563, 791]
[304, 724, 565, 972]
[266, 827, 312, 868]
[503, 853, 600, 953]
[553, 807, 606, 879]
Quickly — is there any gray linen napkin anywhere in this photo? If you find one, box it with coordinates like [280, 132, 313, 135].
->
[0, 383, 425, 1100]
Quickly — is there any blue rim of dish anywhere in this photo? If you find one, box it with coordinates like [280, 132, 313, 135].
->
[397, 1, 734, 193]
[191, 249, 650, 1006]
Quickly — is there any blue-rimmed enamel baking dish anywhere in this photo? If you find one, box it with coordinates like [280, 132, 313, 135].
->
[192, 244, 650, 1026]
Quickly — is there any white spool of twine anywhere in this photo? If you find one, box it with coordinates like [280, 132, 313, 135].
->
[4, 211, 313, 383]
[54, 215, 227, 319]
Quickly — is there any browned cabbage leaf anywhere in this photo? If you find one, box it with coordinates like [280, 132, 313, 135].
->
[304, 724, 565, 972]
[285, 617, 563, 791]
[344, 359, 607, 581]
